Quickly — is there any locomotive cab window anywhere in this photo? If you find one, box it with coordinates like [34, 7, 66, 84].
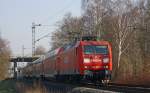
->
[84, 45, 108, 54]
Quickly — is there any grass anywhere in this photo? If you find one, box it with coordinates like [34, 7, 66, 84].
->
[15, 79, 49, 93]
[0, 79, 17, 93]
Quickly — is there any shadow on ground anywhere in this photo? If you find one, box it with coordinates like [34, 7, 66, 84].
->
[0, 79, 116, 93]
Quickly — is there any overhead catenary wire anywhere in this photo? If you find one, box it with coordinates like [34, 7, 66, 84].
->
[32, 0, 78, 54]
[35, 33, 51, 43]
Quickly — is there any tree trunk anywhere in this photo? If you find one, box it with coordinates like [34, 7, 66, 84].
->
[118, 41, 122, 68]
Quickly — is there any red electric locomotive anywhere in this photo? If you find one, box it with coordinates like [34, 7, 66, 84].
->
[20, 36, 112, 84]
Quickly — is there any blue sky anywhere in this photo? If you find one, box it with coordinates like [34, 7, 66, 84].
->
[0, 0, 81, 56]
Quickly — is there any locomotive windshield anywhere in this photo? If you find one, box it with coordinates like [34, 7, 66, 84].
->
[84, 45, 108, 54]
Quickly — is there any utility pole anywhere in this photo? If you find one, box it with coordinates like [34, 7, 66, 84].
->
[32, 23, 35, 57]
[22, 45, 25, 62]
[32, 22, 41, 57]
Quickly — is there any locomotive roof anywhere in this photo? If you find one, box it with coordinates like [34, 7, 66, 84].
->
[80, 40, 110, 45]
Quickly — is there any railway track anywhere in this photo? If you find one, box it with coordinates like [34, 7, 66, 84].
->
[107, 84, 150, 93]
[53, 79, 150, 93]
[79, 82, 150, 93]
[20, 78, 150, 93]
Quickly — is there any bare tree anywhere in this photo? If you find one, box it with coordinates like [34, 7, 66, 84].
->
[35, 45, 46, 55]
[111, 0, 140, 68]
[0, 37, 11, 80]
[51, 13, 83, 49]
[82, 0, 116, 37]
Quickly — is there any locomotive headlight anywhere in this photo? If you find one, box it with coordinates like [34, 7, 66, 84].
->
[104, 65, 109, 69]
[103, 58, 109, 63]
[84, 58, 90, 63]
